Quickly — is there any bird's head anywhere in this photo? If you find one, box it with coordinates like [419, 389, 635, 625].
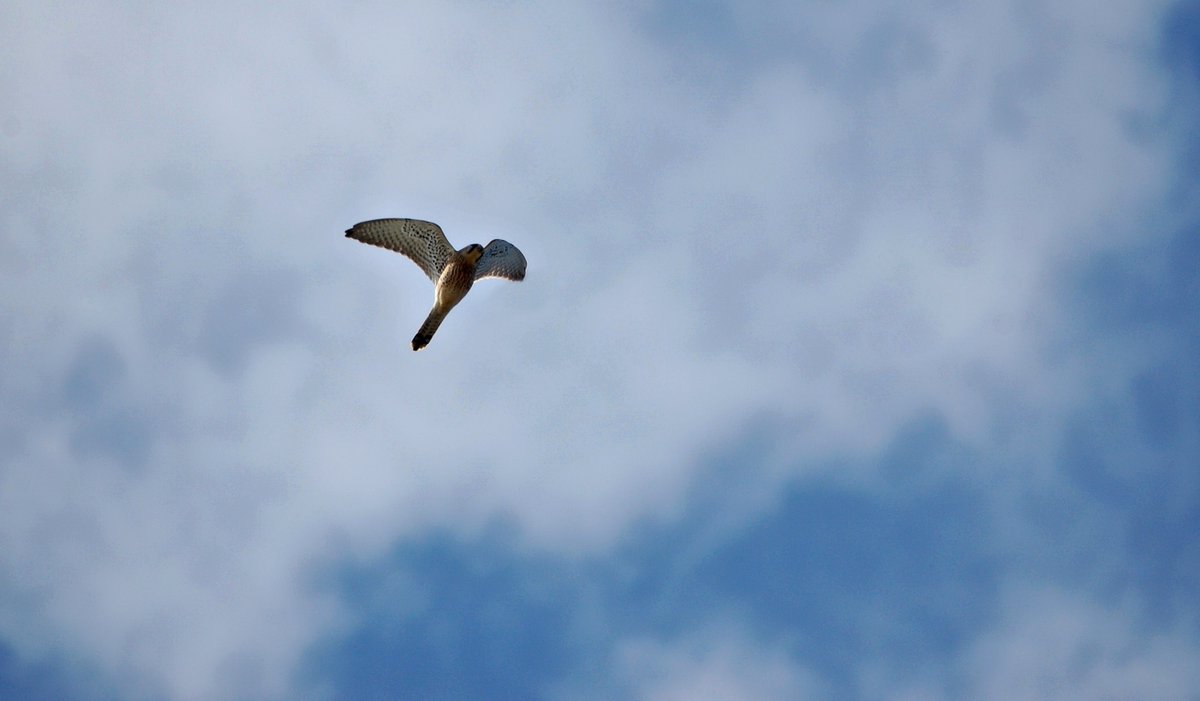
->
[460, 243, 485, 263]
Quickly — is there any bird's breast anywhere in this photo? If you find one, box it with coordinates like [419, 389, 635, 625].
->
[434, 257, 476, 309]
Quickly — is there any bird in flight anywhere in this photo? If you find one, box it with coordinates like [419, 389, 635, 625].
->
[345, 218, 527, 350]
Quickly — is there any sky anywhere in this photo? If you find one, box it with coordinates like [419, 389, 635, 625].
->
[1, 1, 1198, 700]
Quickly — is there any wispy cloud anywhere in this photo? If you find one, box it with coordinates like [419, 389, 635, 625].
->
[0, 1, 1195, 699]
[956, 587, 1200, 701]
[604, 625, 827, 701]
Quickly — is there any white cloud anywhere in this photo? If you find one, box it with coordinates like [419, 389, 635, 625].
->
[848, 586, 1200, 700]
[0, 0, 1189, 699]
[601, 625, 826, 701]
[958, 587, 1200, 701]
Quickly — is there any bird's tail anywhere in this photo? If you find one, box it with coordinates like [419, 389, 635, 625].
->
[411, 310, 447, 351]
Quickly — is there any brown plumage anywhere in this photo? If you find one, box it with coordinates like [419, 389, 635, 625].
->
[411, 243, 483, 350]
[344, 218, 527, 351]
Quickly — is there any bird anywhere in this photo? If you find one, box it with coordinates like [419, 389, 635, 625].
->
[344, 218, 527, 350]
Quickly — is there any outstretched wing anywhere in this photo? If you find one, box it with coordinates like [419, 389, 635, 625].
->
[345, 218, 456, 282]
[474, 239, 527, 281]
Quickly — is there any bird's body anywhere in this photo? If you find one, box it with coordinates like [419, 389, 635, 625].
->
[344, 219, 526, 350]
[412, 243, 483, 350]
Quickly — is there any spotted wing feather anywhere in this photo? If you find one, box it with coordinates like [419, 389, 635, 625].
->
[345, 218, 456, 282]
[474, 239, 527, 281]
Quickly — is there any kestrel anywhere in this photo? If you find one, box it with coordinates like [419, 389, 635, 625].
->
[345, 218, 527, 350]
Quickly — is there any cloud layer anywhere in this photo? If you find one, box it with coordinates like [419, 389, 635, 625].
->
[1, 1, 1196, 699]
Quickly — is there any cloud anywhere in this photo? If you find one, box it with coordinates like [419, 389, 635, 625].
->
[957, 587, 1200, 701]
[595, 625, 826, 701]
[0, 0, 1194, 699]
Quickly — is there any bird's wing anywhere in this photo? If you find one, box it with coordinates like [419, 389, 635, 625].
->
[474, 239, 527, 281]
[345, 218, 456, 282]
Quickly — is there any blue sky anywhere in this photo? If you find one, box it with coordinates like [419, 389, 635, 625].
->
[1, 1, 1198, 700]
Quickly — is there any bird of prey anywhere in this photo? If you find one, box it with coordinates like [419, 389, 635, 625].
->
[345, 218, 527, 350]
